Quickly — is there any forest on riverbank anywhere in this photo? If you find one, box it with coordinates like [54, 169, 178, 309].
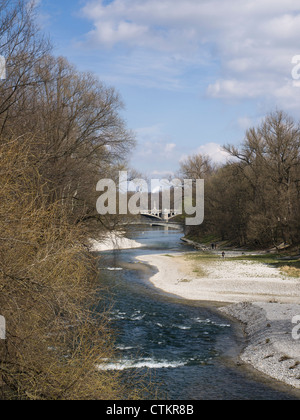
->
[0, 0, 141, 400]
[180, 111, 300, 250]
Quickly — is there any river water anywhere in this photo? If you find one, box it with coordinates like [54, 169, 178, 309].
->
[97, 225, 299, 400]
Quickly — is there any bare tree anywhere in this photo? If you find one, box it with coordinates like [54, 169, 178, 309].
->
[182, 111, 300, 248]
[0, 0, 51, 134]
[0, 1, 145, 400]
[179, 154, 214, 180]
[0, 136, 140, 399]
[225, 111, 300, 246]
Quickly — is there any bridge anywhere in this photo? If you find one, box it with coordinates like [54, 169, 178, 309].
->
[140, 208, 181, 222]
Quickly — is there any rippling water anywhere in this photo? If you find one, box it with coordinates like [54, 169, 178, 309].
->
[97, 225, 299, 400]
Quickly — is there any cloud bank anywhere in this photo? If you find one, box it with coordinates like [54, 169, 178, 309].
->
[80, 0, 300, 108]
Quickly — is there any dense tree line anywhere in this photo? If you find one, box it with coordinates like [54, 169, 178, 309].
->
[0, 1, 138, 399]
[181, 111, 300, 249]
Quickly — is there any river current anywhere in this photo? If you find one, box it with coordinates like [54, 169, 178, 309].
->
[97, 225, 299, 400]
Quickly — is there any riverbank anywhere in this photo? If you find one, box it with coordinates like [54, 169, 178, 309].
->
[136, 252, 300, 304]
[89, 231, 143, 252]
[136, 252, 300, 390]
[220, 302, 300, 389]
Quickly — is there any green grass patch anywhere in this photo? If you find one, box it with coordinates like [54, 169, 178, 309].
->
[278, 263, 300, 278]
[228, 254, 281, 264]
[184, 253, 216, 277]
[192, 267, 208, 277]
[222, 254, 300, 278]
[185, 253, 219, 261]
[185, 252, 300, 278]
[178, 278, 192, 283]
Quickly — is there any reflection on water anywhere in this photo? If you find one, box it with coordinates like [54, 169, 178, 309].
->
[97, 225, 299, 400]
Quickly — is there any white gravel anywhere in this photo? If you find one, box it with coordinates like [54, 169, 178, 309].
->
[220, 302, 300, 389]
[89, 232, 143, 252]
[137, 252, 300, 389]
[136, 254, 300, 303]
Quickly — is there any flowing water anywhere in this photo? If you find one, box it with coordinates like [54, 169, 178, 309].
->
[97, 225, 299, 400]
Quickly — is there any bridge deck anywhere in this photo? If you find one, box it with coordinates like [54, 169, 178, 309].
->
[140, 209, 181, 221]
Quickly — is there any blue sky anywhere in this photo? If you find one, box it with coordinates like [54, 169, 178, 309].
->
[37, 0, 300, 177]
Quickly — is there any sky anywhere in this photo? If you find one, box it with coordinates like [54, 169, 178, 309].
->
[36, 0, 300, 177]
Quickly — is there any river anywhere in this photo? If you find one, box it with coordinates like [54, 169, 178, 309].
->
[97, 225, 299, 400]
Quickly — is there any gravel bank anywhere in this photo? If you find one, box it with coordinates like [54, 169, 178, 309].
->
[136, 253, 300, 303]
[136, 252, 300, 389]
[89, 232, 143, 252]
[220, 302, 300, 389]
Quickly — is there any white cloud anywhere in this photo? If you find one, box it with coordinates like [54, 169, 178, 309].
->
[133, 125, 179, 160]
[81, 0, 300, 53]
[80, 0, 300, 108]
[91, 20, 148, 47]
[180, 142, 231, 164]
[196, 143, 230, 164]
[151, 170, 175, 178]
[164, 143, 176, 153]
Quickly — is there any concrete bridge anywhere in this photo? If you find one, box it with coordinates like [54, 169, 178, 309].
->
[140, 208, 181, 222]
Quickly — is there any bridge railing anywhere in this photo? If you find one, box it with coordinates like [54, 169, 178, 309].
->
[140, 209, 181, 219]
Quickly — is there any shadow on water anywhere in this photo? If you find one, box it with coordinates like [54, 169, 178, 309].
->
[96, 225, 300, 400]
